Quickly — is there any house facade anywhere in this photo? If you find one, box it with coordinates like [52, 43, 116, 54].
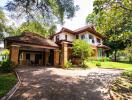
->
[51, 26, 110, 60]
[5, 26, 110, 68]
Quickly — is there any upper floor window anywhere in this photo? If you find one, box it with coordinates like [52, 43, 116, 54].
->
[56, 35, 59, 42]
[97, 38, 101, 43]
[65, 35, 67, 41]
[89, 34, 95, 43]
[81, 34, 85, 39]
[76, 35, 79, 39]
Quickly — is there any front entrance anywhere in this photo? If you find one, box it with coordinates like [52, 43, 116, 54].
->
[35, 53, 43, 65]
[19, 50, 55, 66]
[48, 50, 54, 66]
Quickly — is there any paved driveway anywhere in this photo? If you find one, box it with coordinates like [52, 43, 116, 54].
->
[10, 67, 123, 100]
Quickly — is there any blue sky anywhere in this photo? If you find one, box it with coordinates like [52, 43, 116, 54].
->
[0, 0, 94, 31]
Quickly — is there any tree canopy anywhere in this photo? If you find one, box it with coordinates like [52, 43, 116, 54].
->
[5, 0, 79, 24]
[16, 21, 57, 37]
[72, 39, 93, 66]
[86, 0, 132, 61]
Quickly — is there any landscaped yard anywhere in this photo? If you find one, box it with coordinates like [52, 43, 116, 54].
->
[86, 61, 132, 70]
[0, 73, 17, 98]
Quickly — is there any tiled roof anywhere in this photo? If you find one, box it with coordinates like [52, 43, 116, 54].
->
[97, 44, 110, 50]
[51, 25, 105, 39]
[5, 32, 58, 48]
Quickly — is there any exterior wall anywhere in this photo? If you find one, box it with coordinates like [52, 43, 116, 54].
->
[78, 31, 103, 46]
[53, 32, 75, 42]
[10, 45, 19, 65]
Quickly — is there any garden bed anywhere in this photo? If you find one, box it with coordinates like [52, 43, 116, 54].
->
[0, 73, 17, 98]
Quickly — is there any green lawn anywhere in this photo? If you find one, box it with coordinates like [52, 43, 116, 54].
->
[0, 73, 17, 98]
[86, 61, 132, 70]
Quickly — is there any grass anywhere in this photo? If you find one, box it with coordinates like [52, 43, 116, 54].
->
[0, 73, 17, 98]
[85, 61, 132, 70]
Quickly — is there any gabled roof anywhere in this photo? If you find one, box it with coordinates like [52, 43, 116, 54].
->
[97, 44, 110, 50]
[74, 25, 105, 39]
[51, 25, 105, 39]
[5, 32, 58, 48]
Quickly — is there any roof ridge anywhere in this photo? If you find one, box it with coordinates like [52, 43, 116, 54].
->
[22, 32, 46, 39]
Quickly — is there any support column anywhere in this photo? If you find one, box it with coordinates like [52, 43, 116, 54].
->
[44, 49, 50, 66]
[54, 49, 59, 67]
[61, 42, 68, 68]
[10, 45, 19, 65]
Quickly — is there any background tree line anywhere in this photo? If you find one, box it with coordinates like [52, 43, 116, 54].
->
[86, 0, 132, 62]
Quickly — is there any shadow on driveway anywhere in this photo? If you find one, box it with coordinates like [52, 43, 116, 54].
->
[10, 67, 122, 100]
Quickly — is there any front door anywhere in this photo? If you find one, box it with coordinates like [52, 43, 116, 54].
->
[35, 53, 42, 65]
[48, 50, 54, 66]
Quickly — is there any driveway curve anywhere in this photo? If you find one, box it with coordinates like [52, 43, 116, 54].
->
[10, 67, 123, 100]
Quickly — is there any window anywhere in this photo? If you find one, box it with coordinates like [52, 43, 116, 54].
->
[97, 38, 101, 43]
[56, 35, 59, 42]
[92, 39, 95, 43]
[89, 34, 95, 43]
[65, 35, 67, 41]
[81, 35, 85, 39]
[76, 35, 79, 39]
[89, 34, 93, 39]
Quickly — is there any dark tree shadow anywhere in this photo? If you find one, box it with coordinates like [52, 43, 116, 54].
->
[10, 67, 119, 100]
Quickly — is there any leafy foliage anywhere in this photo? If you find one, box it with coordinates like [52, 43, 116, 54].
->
[64, 60, 73, 68]
[16, 21, 56, 37]
[0, 9, 8, 39]
[72, 39, 93, 67]
[96, 62, 101, 67]
[5, 0, 79, 24]
[0, 59, 14, 73]
[86, 0, 132, 61]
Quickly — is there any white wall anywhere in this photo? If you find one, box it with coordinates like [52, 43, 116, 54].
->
[53, 32, 75, 42]
[78, 31, 102, 46]
[53, 31, 103, 46]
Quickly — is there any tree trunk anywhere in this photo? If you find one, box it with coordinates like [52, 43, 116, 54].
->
[114, 50, 117, 62]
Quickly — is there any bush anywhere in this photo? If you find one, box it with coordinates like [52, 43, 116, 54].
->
[102, 57, 110, 62]
[0, 59, 14, 73]
[65, 60, 73, 69]
[122, 71, 132, 77]
[96, 62, 101, 67]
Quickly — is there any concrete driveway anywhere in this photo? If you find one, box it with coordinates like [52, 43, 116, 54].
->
[10, 67, 123, 100]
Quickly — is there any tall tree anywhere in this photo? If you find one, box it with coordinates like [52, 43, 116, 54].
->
[86, 0, 132, 61]
[5, 0, 79, 24]
[0, 8, 7, 39]
[17, 21, 56, 37]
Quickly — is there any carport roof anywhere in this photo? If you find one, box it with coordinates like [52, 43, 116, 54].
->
[5, 32, 58, 48]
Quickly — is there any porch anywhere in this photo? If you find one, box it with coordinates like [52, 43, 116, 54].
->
[10, 44, 60, 67]
[5, 32, 60, 67]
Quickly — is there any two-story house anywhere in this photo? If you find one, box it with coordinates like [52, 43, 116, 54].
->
[51, 25, 110, 64]
[5, 25, 110, 68]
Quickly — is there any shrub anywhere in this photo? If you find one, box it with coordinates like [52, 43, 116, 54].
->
[96, 62, 101, 67]
[102, 57, 110, 62]
[122, 71, 132, 77]
[0, 59, 14, 73]
[65, 60, 73, 69]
